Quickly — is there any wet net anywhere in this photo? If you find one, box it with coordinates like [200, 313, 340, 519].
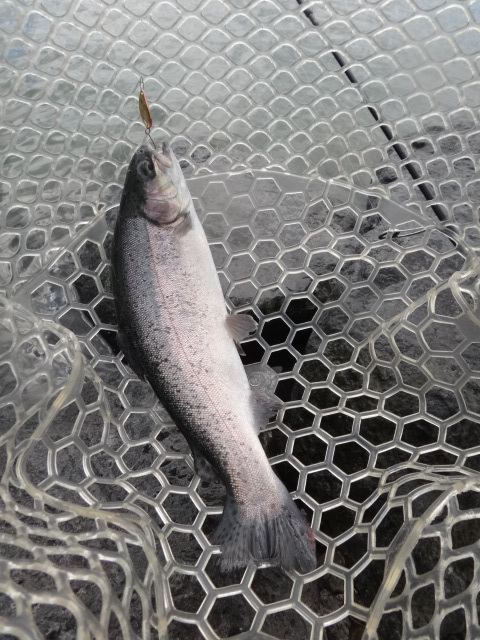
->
[1, 1, 480, 639]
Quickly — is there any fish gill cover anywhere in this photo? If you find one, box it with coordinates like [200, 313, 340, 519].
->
[1, 1, 480, 639]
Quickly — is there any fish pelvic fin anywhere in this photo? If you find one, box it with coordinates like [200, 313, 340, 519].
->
[212, 482, 316, 574]
[226, 313, 257, 344]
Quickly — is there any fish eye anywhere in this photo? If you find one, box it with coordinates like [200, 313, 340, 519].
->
[138, 159, 155, 179]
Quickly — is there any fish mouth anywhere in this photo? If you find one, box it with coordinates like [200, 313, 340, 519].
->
[151, 143, 173, 172]
[142, 140, 190, 220]
[142, 140, 192, 227]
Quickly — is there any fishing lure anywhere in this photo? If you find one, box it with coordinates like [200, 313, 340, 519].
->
[139, 78, 156, 148]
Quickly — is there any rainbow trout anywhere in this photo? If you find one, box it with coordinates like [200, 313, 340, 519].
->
[112, 143, 315, 572]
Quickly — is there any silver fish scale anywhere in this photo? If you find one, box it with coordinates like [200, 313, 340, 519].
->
[1, 0, 480, 638]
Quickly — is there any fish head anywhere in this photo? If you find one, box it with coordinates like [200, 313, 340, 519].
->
[132, 142, 192, 227]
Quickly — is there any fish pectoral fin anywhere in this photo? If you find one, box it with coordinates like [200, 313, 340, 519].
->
[172, 210, 192, 238]
[190, 444, 219, 483]
[226, 314, 257, 344]
[250, 391, 282, 433]
[117, 331, 146, 381]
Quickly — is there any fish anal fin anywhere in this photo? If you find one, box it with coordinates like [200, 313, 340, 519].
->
[250, 391, 281, 433]
[190, 444, 219, 483]
[117, 331, 145, 381]
[226, 314, 257, 344]
[235, 342, 246, 356]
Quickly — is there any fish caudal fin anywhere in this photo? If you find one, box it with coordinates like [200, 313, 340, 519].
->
[212, 482, 316, 574]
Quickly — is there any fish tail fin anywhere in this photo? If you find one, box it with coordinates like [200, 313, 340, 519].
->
[212, 483, 316, 574]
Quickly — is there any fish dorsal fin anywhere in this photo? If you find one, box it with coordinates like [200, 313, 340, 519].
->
[226, 314, 257, 344]
[250, 391, 281, 434]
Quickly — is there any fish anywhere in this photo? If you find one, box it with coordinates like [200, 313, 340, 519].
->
[111, 142, 316, 573]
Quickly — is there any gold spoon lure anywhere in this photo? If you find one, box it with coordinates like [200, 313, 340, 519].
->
[139, 77, 156, 149]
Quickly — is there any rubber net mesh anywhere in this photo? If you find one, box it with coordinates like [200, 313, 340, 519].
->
[1, 1, 480, 639]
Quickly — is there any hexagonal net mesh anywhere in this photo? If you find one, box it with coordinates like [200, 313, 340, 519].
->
[1, 0, 480, 638]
